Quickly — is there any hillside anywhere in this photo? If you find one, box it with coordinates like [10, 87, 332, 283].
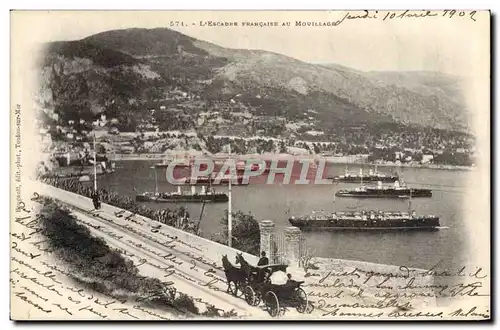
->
[36, 27, 470, 133]
[364, 70, 469, 127]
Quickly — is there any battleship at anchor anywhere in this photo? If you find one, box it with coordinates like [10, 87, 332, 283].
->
[335, 180, 432, 199]
[136, 185, 229, 203]
[328, 166, 399, 183]
[289, 210, 440, 231]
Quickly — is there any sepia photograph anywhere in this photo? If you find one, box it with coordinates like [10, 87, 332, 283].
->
[9, 10, 490, 321]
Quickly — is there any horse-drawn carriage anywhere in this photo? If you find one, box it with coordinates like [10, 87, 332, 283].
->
[243, 264, 314, 317]
[222, 253, 314, 317]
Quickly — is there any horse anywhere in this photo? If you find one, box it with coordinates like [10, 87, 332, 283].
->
[235, 253, 261, 283]
[221, 255, 246, 296]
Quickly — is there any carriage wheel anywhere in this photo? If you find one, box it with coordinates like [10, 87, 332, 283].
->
[265, 291, 280, 317]
[253, 294, 261, 307]
[244, 286, 255, 306]
[237, 282, 246, 297]
[306, 301, 314, 314]
[228, 281, 238, 296]
[295, 287, 308, 313]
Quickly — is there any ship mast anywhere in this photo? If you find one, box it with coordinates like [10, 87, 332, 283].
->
[93, 134, 97, 192]
[208, 166, 213, 193]
[400, 167, 406, 187]
[154, 168, 158, 196]
[360, 167, 363, 186]
[228, 144, 232, 248]
[333, 181, 338, 213]
[398, 164, 403, 183]
[408, 188, 413, 214]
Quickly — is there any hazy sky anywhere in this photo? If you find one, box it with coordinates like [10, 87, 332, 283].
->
[11, 10, 489, 76]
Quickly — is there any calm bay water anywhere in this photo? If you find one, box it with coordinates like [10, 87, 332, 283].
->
[96, 160, 469, 271]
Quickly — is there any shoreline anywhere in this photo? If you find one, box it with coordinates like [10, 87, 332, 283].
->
[106, 153, 475, 172]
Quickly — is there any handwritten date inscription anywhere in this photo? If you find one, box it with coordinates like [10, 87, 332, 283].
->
[295, 10, 481, 29]
[382, 10, 477, 22]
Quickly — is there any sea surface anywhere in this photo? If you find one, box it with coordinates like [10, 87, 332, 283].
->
[95, 160, 469, 271]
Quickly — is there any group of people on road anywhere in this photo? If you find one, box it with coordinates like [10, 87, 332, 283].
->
[39, 177, 202, 235]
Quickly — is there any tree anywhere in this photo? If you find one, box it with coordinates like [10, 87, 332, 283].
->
[211, 210, 260, 256]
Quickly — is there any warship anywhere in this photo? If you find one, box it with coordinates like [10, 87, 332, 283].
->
[289, 210, 440, 231]
[329, 166, 399, 183]
[136, 185, 228, 203]
[335, 180, 432, 199]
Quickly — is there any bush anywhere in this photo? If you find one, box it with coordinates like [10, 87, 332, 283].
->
[202, 305, 237, 318]
[172, 293, 199, 315]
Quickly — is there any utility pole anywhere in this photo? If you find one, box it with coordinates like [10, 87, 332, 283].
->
[93, 134, 97, 192]
[228, 144, 232, 247]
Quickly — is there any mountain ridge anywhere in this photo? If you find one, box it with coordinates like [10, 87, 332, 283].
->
[37, 27, 470, 133]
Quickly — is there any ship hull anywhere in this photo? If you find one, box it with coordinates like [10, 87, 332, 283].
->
[289, 216, 440, 231]
[136, 194, 228, 203]
[293, 226, 440, 232]
[336, 189, 432, 199]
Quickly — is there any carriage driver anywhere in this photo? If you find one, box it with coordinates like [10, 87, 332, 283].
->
[257, 251, 269, 266]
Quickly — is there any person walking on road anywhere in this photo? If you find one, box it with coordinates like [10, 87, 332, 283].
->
[92, 191, 101, 210]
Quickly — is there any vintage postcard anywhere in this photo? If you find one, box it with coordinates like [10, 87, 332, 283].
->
[10, 10, 490, 321]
